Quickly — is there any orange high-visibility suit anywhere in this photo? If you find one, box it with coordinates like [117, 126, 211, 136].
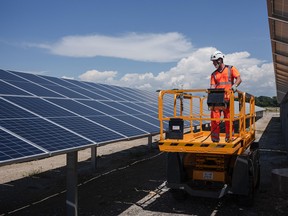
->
[210, 65, 240, 142]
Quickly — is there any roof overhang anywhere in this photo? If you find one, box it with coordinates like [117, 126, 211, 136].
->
[267, 0, 288, 103]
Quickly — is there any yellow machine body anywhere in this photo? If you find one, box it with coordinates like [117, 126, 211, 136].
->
[158, 89, 259, 200]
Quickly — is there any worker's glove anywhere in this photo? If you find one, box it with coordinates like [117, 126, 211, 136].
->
[231, 84, 237, 92]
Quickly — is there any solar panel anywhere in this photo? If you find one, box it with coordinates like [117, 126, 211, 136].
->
[118, 101, 158, 115]
[0, 69, 164, 165]
[0, 69, 26, 82]
[3, 96, 76, 118]
[4, 80, 64, 97]
[46, 98, 104, 116]
[79, 82, 128, 101]
[0, 128, 47, 163]
[46, 98, 148, 136]
[115, 115, 159, 133]
[0, 118, 93, 152]
[99, 101, 160, 127]
[101, 101, 148, 115]
[68, 80, 123, 101]
[48, 116, 125, 143]
[0, 80, 32, 96]
[78, 100, 126, 116]
[87, 116, 147, 137]
[0, 98, 36, 119]
[38, 75, 109, 100]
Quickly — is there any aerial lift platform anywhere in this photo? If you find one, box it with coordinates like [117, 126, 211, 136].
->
[158, 89, 260, 205]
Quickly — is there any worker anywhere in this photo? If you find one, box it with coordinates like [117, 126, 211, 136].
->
[210, 50, 242, 142]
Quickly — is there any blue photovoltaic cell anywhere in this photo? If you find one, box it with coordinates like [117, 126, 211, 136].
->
[39, 76, 109, 100]
[4, 80, 64, 97]
[49, 116, 124, 142]
[39, 84, 89, 99]
[78, 99, 160, 133]
[87, 116, 146, 136]
[0, 129, 46, 162]
[101, 84, 145, 102]
[131, 114, 160, 128]
[89, 83, 135, 101]
[10, 71, 56, 85]
[66, 86, 109, 100]
[116, 115, 159, 133]
[76, 81, 125, 101]
[119, 102, 158, 115]
[47, 98, 104, 116]
[0, 69, 26, 82]
[64, 79, 112, 100]
[0, 80, 32, 96]
[46, 99, 147, 136]
[143, 102, 159, 113]
[101, 101, 145, 115]
[78, 100, 125, 116]
[68, 86, 109, 100]
[39, 75, 78, 87]
[0, 118, 91, 152]
[0, 98, 36, 120]
[4, 96, 76, 118]
[103, 83, 158, 103]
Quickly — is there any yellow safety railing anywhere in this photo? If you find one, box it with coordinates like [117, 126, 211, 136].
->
[158, 89, 256, 154]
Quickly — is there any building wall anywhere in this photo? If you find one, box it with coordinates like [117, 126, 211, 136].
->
[280, 99, 288, 151]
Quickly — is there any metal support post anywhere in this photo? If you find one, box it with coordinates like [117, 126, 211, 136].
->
[66, 151, 78, 216]
[148, 134, 153, 150]
[91, 146, 97, 172]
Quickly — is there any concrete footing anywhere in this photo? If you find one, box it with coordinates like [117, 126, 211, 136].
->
[271, 168, 288, 194]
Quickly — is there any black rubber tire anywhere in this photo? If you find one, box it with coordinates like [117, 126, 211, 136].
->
[238, 161, 255, 207]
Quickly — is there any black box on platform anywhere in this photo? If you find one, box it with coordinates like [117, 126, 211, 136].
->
[207, 88, 227, 109]
[166, 118, 184, 139]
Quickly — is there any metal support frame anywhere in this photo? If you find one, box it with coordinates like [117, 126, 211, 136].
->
[148, 134, 153, 149]
[66, 151, 78, 216]
[91, 146, 97, 171]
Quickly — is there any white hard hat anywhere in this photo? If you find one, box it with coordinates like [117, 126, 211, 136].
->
[210, 50, 225, 61]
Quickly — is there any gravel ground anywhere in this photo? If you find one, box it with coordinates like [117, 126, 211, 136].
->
[0, 110, 288, 215]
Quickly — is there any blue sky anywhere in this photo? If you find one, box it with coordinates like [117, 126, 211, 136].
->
[0, 0, 275, 96]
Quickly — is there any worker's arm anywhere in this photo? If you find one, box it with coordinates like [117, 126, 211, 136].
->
[234, 76, 242, 87]
[231, 76, 242, 91]
[210, 84, 216, 89]
[210, 74, 216, 88]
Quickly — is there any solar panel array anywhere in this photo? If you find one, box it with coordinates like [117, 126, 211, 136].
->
[0, 69, 262, 166]
[0, 69, 171, 165]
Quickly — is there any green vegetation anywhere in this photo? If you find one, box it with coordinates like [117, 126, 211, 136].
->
[255, 96, 279, 107]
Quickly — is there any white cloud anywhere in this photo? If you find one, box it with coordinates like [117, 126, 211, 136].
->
[78, 48, 276, 96]
[30, 32, 194, 62]
[61, 76, 75, 80]
[79, 70, 117, 83]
